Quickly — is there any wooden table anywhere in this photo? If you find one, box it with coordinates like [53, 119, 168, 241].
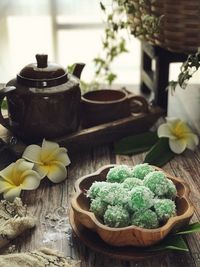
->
[0, 125, 200, 267]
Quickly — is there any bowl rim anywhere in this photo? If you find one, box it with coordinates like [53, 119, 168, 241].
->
[71, 164, 194, 233]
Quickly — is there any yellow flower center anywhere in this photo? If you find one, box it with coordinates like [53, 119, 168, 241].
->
[11, 174, 24, 186]
[171, 124, 186, 139]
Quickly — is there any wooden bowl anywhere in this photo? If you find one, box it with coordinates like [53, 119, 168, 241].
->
[71, 165, 194, 247]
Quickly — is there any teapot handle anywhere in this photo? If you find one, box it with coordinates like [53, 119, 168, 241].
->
[0, 86, 16, 129]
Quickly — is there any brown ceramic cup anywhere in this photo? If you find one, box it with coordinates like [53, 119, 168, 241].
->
[81, 89, 149, 128]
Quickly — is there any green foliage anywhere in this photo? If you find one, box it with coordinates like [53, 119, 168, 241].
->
[147, 235, 189, 252]
[114, 131, 158, 155]
[99, 0, 200, 90]
[94, 0, 161, 86]
[67, 64, 99, 93]
[169, 50, 200, 91]
[67, 64, 76, 75]
[114, 133, 174, 166]
[94, 1, 129, 85]
[144, 138, 175, 167]
[176, 222, 200, 235]
[1, 99, 8, 110]
[67, 1, 162, 91]
[148, 222, 200, 252]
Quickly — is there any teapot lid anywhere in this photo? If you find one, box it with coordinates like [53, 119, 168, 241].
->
[17, 54, 68, 88]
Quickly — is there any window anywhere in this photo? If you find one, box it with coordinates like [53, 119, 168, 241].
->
[0, 0, 140, 86]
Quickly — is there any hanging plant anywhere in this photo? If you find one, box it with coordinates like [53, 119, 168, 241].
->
[169, 49, 200, 91]
[93, 0, 161, 86]
[93, 0, 200, 91]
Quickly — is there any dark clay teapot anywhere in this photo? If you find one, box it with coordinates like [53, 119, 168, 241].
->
[0, 54, 85, 143]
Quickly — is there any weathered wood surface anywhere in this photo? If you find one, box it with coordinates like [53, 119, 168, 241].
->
[0, 109, 163, 156]
[0, 126, 200, 267]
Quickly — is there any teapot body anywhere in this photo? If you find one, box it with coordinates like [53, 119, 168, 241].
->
[5, 76, 81, 143]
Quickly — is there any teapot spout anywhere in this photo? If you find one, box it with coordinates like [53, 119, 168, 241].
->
[72, 63, 85, 79]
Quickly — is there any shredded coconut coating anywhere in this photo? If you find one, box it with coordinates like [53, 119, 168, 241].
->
[87, 164, 178, 229]
[106, 165, 132, 183]
[122, 177, 143, 190]
[131, 163, 154, 180]
[131, 209, 159, 229]
[165, 179, 177, 199]
[87, 181, 109, 199]
[143, 171, 169, 197]
[128, 186, 154, 212]
[90, 197, 107, 218]
[104, 205, 130, 227]
[98, 183, 128, 205]
[154, 199, 176, 222]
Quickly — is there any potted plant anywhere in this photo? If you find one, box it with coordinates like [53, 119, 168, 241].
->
[93, 0, 200, 90]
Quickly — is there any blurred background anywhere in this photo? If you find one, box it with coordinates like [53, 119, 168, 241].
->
[0, 0, 140, 85]
[0, 0, 199, 134]
[0, 0, 194, 86]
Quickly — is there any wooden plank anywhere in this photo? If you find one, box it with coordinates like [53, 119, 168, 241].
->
[117, 147, 200, 267]
[0, 124, 199, 266]
[0, 106, 164, 156]
[141, 70, 154, 91]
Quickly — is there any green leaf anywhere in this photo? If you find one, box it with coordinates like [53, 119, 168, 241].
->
[144, 138, 175, 167]
[147, 235, 189, 252]
[114, 132, 158, 155]
[176, 223, 200, 235]
[108, 14, 113, 21]
[93, 58, 105, 65]
[119, 39, 128, 53]
[67, 64, 76, 74]
[1, 99, 8, 110]
[100, 2, 105, 11]
[106, 73, 117, 85]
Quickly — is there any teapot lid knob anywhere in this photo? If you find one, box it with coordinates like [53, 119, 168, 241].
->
[36, 54, 48, 68]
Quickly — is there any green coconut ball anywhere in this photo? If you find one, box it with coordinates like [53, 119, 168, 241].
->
[165, 179, 177, 199]
[90, 197, 108, 218]
[98, 183, 128, 206]
[131, 163, 154, 180]
[106, 165, 132, 183]
[154, 199, 176, 222]
[128, 186, 154, 212]
[122, 177, 143, 190]
[131, 209, 159, 229]
[87, 181, 108, 199]
[104, 205, 130, 227]
[143, 171, 169, 197]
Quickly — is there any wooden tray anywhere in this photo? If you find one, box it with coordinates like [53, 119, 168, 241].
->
[0, 105, 163, 156]
[69, 208, 166, 261]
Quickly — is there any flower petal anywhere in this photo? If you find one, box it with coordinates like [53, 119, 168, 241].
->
[33, 164, 48, 179]
[185, 133, 199, 150]
[41, 139, 59, 162]
[51, 148, 71, 166]
[169, 139, 187, 154]
[157, 124, 176, 139]
[3, 187, 22, 202]
[176, 121, 192, 135]
[47, 162, 67, 183]
[166, 117, 181, 124]
[22, 145, 42, 164]
[0, 162, 15, 182]
[0, 179, 13, 193]
[20, 171, 41, 190]
[42, 139, 59, 150]
[13, 159, 34, 177]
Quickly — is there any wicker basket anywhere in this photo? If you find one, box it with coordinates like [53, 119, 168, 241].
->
[128, 0, 200, 54]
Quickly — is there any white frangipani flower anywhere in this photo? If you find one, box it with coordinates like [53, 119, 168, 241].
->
[0, 159, 41, 201]
[22, 139, 70, 183]
[158, 118, 199, 154]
